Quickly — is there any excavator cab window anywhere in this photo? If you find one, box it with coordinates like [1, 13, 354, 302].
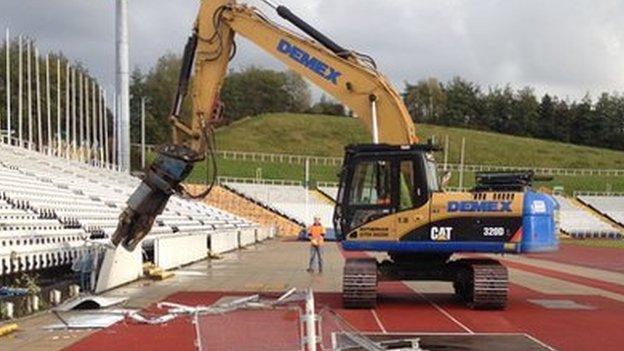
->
[398, 161, 416, 210]
[343, 159, 394, 229]
[349, 161, 392, 206]
[398, 157, 430, 210]
[335, 145, 437, 238]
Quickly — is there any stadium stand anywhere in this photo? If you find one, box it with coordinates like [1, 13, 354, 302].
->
[224, 182, 336, 239]
[187, 185, 302, 237]
[317, 186, 338, 202]
[553, 195, 622, 239]
[0, 143, 266, 281]
[577, 195, 624, 227]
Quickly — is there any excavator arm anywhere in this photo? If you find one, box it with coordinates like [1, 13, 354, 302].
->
[111, 0, 417, 251]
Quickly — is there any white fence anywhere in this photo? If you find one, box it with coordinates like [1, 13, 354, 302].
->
[223, 177, 473, 193]
[574, 191, 624, 197]
[218, 176, 302, 186]
[316, 181, 339, 188]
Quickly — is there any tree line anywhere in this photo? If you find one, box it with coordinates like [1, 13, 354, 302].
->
[128, 54, 345, 145]
[404, 77, 624, 151]
[65, 52, 624, 152]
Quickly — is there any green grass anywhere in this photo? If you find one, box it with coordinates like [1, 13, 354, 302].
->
[216, 113, 624, 169]
[216, 114, 370, 157]
[562, 238, 624, 249]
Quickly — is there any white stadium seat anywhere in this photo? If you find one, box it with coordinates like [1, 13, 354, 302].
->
[554, 195, 621, 238]
[577, 196, 624, 227]
[0, 143, 262, 276]
[225, 182, 335, 227]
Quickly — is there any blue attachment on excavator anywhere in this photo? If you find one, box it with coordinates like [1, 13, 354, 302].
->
[519, 190, 559, 253]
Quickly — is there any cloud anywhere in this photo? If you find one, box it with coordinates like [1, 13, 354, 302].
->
[2, 0, 623, 100]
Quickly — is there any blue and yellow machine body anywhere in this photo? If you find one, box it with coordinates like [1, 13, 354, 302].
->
[334, 144, 559, 309]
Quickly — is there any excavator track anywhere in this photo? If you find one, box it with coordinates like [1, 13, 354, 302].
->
[454, 259, 508, 310]
[342, 257, 378, 309]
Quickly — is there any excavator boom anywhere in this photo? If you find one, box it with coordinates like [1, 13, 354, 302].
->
[111, 0, 417, 250]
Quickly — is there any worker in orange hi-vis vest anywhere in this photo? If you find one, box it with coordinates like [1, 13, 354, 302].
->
[307, 215, 326, 273]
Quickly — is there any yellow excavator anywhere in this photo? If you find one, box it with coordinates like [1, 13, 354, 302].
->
[112, 0, 558, 310]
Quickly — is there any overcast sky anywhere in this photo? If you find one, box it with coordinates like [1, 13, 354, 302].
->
[2, 0, 623, 100]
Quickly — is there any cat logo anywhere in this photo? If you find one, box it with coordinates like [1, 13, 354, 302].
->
[431, 227, 452, 241]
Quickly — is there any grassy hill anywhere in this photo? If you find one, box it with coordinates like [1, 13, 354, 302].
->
[215, 113, 624, 169]
[161, 113, 624, 192]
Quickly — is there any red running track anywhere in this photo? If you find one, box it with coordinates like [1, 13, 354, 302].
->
[527, 243, 624, 273]
[64, 243, 624, 351]
[501, 259, 624, 296]
[63, 282, 624, 351]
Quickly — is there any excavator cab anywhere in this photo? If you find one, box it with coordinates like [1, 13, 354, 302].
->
[334, 144, 440, 239]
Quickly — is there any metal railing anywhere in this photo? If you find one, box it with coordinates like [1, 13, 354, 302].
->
[573, 191, 624, 197]
[217, 176, 303, 186]
[444, 164, 624, 177]
[216, 150, 343, 166]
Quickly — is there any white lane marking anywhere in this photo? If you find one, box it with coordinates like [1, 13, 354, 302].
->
[413, 288, 475, 334]
[524, 333, 558, 351]
[370, 309, 387, 334]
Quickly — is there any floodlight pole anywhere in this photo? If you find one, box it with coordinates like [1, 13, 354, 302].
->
[85, 78, 91, 161]
[72, 67, 77, 158]
[92, 80, 97, 164]
[65, 61, 71, 159]
[104, 91, 110, 167]
[17, 36, 22, 147]
[56, 58, 61, 156]
[45, 54, 51, 155]
[112, 93, 117, 170]
[65, 62, 70, 159]
[27, 40, 32, 149]
[116, 0, 131, 172]
[35, 47, 42, 152]
[79, 72, 84, 161]
[5, 28, 11, 144]
[99, 87, 105, 165]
